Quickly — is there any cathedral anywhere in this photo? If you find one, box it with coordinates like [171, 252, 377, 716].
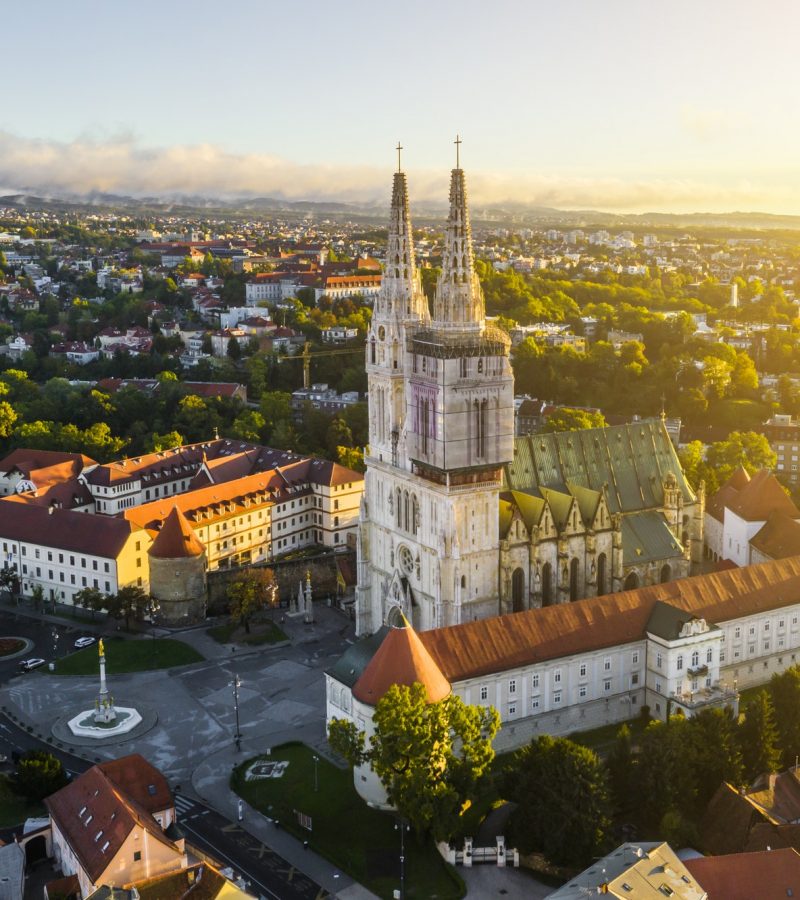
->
[355, 151, 702, 636]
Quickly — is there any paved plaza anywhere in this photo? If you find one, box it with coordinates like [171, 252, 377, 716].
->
[0, 604, 552, 898]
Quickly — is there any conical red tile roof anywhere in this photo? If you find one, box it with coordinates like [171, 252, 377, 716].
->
[148, 506, 205, 558]
[353, 617, 451, 706]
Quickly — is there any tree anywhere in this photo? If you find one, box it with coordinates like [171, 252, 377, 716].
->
[231, 410, 265, 443]
[770, 666, 800, 767]
[14, 750, 68, 802]
[329, 682, 499, 841]
[108, 585, 150, 630]
[227, 336, 241, 360]
[542, 407, 607, 433]
[503, 735, 609, 867]
[73, 586, 105, 621]
[606, 724, 635, 814]
[739, 690, 781, 781]
[227, 568, 277, 633]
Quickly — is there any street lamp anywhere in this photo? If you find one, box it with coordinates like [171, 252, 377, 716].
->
[395, 819, 409, 900]
[231, 672, 242, 751]
[147, 598, 160, 665]
[313, 754, 319, 792]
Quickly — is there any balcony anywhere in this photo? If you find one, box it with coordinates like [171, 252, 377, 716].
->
[687, 664, 708, 678]
[670, 682, 739, 718]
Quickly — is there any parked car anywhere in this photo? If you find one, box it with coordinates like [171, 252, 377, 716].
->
[74, 637, 96, 649]
[18, 658, 45, 672]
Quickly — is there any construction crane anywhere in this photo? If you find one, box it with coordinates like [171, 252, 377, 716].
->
[280, 341, 364, 389]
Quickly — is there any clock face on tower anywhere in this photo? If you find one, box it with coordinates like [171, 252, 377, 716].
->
[398, 544, 414, 575]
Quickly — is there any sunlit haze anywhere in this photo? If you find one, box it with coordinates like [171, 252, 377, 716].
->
[3, 0, 799, 213]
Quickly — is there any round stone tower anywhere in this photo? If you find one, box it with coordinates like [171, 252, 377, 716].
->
[148, 506, 207, 624]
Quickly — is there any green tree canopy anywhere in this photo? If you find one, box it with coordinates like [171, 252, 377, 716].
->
[739, 690, 781, 781]
[542, 407, 607, 433]
[329, 682, 499, 841]
[227, 568, 278, 633]
[14, 750, 68, 802]
[503, 735, 610, 867]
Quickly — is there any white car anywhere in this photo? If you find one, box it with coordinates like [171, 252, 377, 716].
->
[74, 637, 96, 649]
[18, 658, 45, 672]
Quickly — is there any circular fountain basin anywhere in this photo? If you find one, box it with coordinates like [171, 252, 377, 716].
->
[67, 707, 142, 739]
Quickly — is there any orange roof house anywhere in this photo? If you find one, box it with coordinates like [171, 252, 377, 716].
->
[149, 507, 205, 558]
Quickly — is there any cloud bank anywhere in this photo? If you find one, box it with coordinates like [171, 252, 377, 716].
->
[0, 131, 787, 214]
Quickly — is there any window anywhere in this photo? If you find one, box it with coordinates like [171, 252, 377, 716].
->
[706, 648, 713, 663]
[604, 657, 611, 671]
[553, 691, 562, 705]
[655, 680, 663, 694]
[508, 703, 516, 716]
[734, 626, 741, 639]
[656, 652, 663, 669]
[676, 655, 683, 671]
[720, 648, 726, 662]
[631, 672, 639, 686]
[691, 651, 699, 668]
[134, 851, 141, 861]
[480, 685, 488, 701]
[579, 685, 587, 698]
[765, 621, 771, 632]
[632, 651, 639, 665]
[553, 669, 561, 684]
[532, 674, 539, 689]
[579, 663, 587, 677]
[764, 641, 770, 652]
[604, 679, 611, 692]
[750, 626, 756, 636]
[749, 644, 756, 655]
[508, 679, 516, 695]
[531, 696, 540, 710]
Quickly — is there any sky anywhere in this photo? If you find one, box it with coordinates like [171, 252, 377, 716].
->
[2, 0, 799, 214]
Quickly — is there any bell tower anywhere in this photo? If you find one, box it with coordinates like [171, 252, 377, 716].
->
[356, 139, 515, 636]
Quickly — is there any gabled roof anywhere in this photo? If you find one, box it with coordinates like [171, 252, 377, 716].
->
[728, 469, 800, 522]
[149, 507, 205, 558]
[620, 510, 684, 564]
[646, 599, 719, 642]
[751, 511, 800, 560]
[417, 556, 800, 682]
[507, 421, 695, 514]
[352, 620, 451, 706]
[96, 754, 173, 815]
[685, 848, 800, 900]
[46, 763, 180, 884]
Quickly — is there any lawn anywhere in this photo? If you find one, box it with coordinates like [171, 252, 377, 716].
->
[232, 743, 465, 900]
[207, 619, 287, 646]
[54, 637, 203, 675]
[0, 776, 44, 828]
[567, 714, 649, 756]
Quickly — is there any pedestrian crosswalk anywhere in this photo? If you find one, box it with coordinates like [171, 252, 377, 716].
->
[174, 794, 195, 816]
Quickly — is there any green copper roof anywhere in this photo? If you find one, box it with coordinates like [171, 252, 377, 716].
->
[506, 421, 694, 515]
[621, 510, 684, 564]
[327, 625, 390, 687]
[539, 486, 574, 530]
[646, 599, 720, 641]
[565, 480, 603, 524]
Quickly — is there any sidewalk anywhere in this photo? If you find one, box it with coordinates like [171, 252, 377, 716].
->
[190, 724, 377, 899]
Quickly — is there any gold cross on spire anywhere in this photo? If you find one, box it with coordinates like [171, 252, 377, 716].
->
[396, 141, 403, 173]
[454, 134, 462, 169]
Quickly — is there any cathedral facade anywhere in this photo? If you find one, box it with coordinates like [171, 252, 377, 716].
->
[355, 156, 702, 637]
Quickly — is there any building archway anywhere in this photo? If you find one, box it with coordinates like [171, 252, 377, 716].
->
[541, 562, 553, 606]
[386, 604, 405, 628]
[569, 558, 580, 602]
[660, 564, 672, 583]
[25, 834, 47, 866]
[596, 553, 607, 596]
[511, 568, 525, 612]
[623, 571, 640, 591]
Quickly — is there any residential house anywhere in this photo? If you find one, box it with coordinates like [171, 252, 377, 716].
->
[46, 755, 185, 899]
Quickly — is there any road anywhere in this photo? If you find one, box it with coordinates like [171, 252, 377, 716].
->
[0, 611, 336, 900]
[174, 793, 331, 900]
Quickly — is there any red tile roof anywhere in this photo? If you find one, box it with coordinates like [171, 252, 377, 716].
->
[728, 469, 800, 522]
[96, 754, 172, 816]
[149, 507, 205, 558]
[418, 556, 800, 681]
[353, 620, 451, 706]
[751, 511, 800, 561]
[685, 848, 800, 900]
[46, 762, 180, 884]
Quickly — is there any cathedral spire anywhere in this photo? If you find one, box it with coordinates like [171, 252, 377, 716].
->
[375, 148, 427, 321]
[432, 141, 485, 330]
